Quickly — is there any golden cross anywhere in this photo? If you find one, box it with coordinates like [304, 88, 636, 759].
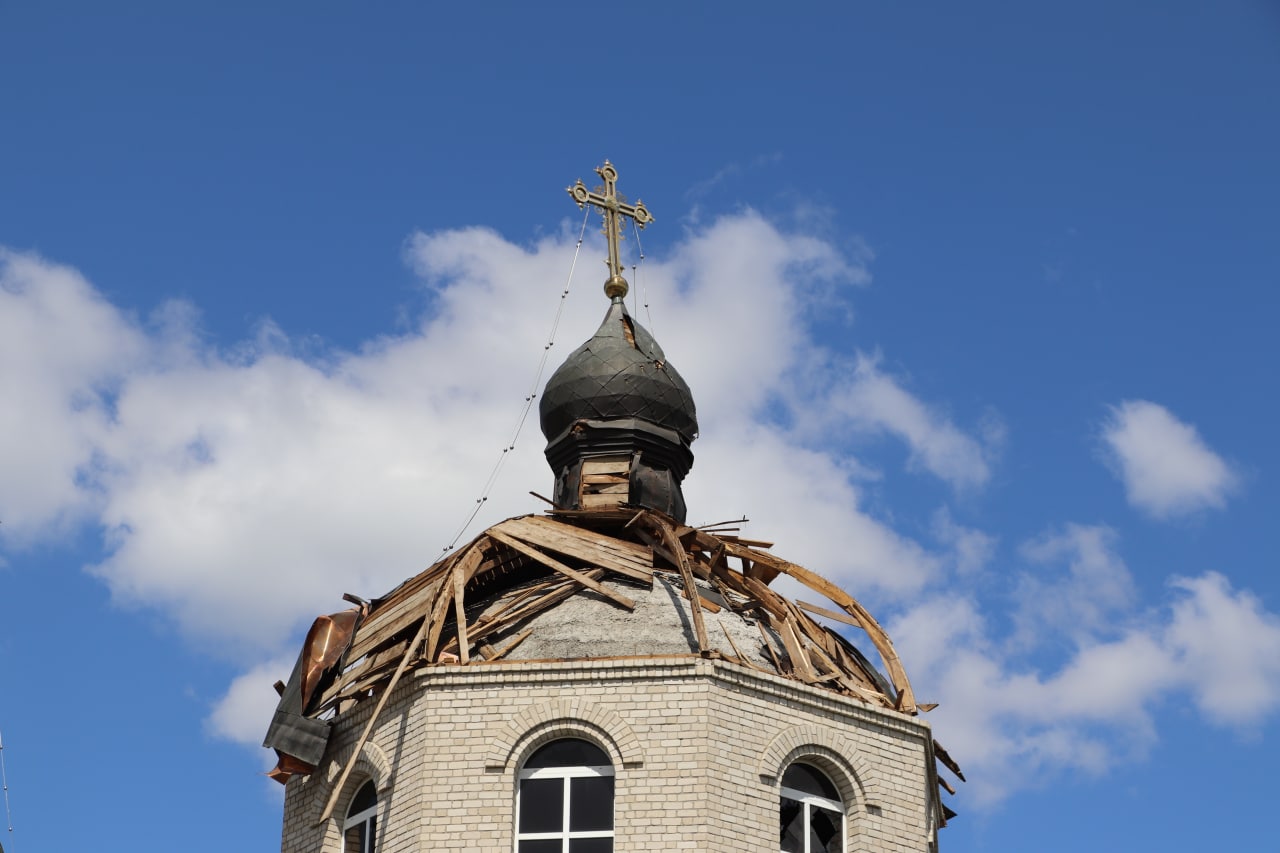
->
[568, 160, 653, 299]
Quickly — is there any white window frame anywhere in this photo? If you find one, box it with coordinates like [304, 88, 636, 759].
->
[342, 782, 379, 853]
[515, 762, 615, 852]
[779, 782, 845, 853]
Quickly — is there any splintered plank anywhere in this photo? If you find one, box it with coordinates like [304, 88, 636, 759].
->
[318, 635, 410, 710]
[317, 612, 432, 825]
[719, 541, 916, 713]
[933, 739, 966, 781]
[346, 573, 447, 663]
[488, 530, 636, 610]
[642, 514, 710, 652]
[770, 612, 818, 682]
[452, 557, 470, 664]
[494, 516, 653, 583]
[479, 629, 533, 661]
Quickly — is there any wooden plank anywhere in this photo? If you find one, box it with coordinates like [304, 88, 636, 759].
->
[521, 515, 651, 561]
[933, 739, 966, 781]
[581, 492, 625, 508]
[425, 561, 462, 663]
[495, 517, 653, 583]
[480, 628, 533, 661]
[347, 568, 449, 662]
[681, 587, 722, 613]
[581, 457, 630, 476]
[452, 558, 470, 664]
[648, 517, 709, 653]
[317, 612, 432, 825]
[582, 481, 629, 495]
[582, 473, 628, 485]
[721, 541, 917, 713]
[796, 599, 864, 628]
[771, 612, 818, 683]
[317, 635, 410, 710]
[756, 620, 788, 675]
[488, 531, 636, 610]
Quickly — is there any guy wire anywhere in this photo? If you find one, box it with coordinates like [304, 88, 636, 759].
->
[1, 727, 15, 850]
[440, 206, 592, 553]
[631, 216, 654, 334]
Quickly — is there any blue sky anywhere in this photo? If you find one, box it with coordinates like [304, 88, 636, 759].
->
[2, 2, 1279, 850]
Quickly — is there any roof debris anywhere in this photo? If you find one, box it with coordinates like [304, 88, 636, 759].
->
[263, 504, 962, 824]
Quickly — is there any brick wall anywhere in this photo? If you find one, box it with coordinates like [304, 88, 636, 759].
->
[281, 657, 935, 852]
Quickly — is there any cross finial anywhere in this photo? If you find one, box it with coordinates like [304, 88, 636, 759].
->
[568, 160, 653, 300]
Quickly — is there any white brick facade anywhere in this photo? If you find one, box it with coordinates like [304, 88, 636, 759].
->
[281, 657, 936, 852]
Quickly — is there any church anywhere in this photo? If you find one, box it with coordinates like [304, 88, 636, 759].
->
[263, 162, 959, 852]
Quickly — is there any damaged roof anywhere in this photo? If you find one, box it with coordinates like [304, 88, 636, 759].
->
[263, 505, 963, 824]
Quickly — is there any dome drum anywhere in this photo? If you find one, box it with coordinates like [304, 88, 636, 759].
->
[545, 417, 694, 522]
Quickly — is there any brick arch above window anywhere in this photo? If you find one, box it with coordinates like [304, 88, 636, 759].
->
[300, 740, 395, 828]
[759, 724, 880, 810]
[486, 699, 644, 772]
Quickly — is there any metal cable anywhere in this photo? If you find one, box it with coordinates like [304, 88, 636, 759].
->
[1, 727, 15, 851]
[631, 217, 654, 334]
[440, 207, 592, 553]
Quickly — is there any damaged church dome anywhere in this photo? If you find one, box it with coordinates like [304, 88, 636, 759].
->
[539, 299, 698, 444]
[538, 298, 699, 522]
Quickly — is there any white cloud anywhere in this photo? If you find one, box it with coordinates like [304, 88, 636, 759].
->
[1015, 524, 1135, 646]
[892, 528, 1280, 805]
[2, 213, 983, 749]
[931, 507, 996, 576]
[1166, 572, 1280, 725]
[819, 353, 998, 490]
[1101, 399, 1237, 519]
[208, 655, 296, 748]
[0, 250, 146, 540]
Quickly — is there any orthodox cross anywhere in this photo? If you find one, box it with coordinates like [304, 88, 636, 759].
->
[568, 160, 653, 299]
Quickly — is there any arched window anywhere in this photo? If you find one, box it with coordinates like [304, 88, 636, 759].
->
[343, 780, 378, 853]
[516, 738, 615, 852]
[779, 762, 844, 853]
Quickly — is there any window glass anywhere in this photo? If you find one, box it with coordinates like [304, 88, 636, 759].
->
[779, 796, 804, 852]
[517, 738, 615, 853]
[782, 763, 840, 800]
[810, 807, 842, 853]
[519, 778, 565, 833]
[779, 763, 843, 853]
[525, 738, 609, 769]
[568, 777, 614, 831]
[343, 780, 379, 853]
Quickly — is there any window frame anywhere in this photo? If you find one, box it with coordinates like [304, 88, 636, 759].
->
[342, 780, 379, 853]
[779, 763, 846, 853]
[515, 742, 615, 852]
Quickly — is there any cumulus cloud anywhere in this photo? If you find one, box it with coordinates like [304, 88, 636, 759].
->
[1015, 524, 1135, 646]
[817, 353, 999, 491]
[207, 655, 296, 748]
[1101, 400, 1237, 519]
[1, 212, 987, 747]
[0, 249, 146, 540]
[931, 507, 996, 576]
[892, 529, 1280, 804]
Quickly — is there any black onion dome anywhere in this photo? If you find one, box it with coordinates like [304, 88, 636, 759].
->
[539, 300, 698, 443]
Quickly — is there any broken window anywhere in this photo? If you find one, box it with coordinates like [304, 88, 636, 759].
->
[516, 738, 614, 853]
[343, 780, 378, 853]
[779, 763, 843, 853]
